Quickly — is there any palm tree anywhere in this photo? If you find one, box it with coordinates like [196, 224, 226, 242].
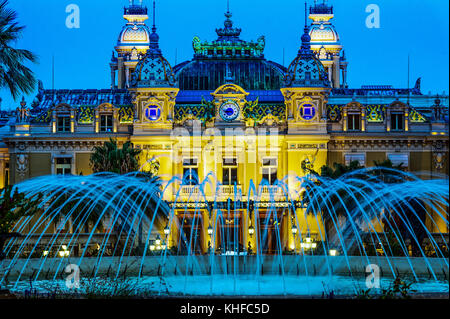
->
[302, 161, 366, 250]
[89, 139, 165, 255]
[90, 138, 142, 174]
[0, 0, 37, 100]
[303, 160, 426, 256]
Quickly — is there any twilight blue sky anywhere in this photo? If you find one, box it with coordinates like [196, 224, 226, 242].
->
[1, 0, 449, 110]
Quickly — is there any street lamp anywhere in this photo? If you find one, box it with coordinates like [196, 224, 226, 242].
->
[207, 224, 213, 236]
[329, 249, 337, 256]
[164, 224, 170, 236]
[155, 235, 161, 246]
[291, 223, 298, 237]
[248, 224, 255, 237]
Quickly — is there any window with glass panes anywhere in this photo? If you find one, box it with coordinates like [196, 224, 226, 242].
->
[57, 117, 71, 132]
[100, 115, 113, 132]
[347, 113, 361, 131]
[262, 158, 277, 185]
[223, 158, 238, 186]
[183, 158, 198, 185]
[391, 113, 404, 131]
[56, 158, 71, 175]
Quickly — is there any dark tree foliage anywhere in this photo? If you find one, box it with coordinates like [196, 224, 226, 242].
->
[0, 184, 42, 260]
[0, 0, 37, 100]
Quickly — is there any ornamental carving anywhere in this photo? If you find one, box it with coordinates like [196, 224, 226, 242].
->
[16, 154, 28, 178]
[434, 153, 445, 170]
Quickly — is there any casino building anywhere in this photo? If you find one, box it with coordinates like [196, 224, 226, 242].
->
[0, 1, 448, 254]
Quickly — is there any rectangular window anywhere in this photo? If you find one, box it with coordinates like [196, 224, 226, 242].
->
[262, 158, 277, 185]
[183, 158, 198, 186]
[223, 158, 238, 186]
[348, 114, 361, 131]
[388, 154, 409, 168]
[56, 158, 72, 175]
[391, 113, 404, 131]
[345, 154, 366, 167]
[57, 117, 71, 132]
[100, 115, 113, 132]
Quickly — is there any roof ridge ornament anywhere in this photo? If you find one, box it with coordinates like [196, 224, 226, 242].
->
[216, 1, 242, 40]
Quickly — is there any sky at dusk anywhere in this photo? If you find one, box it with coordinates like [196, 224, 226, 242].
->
[1, 0, 449, 110]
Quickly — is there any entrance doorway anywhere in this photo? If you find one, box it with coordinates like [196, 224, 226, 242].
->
[216, 213, 244, 255]
[257, 210, 285, 254]
[177, 213, 203, 255]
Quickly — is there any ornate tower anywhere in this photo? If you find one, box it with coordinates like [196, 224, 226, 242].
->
[308, 0, 347, 88]
[281, 23, 331, 135]
[129, 0, 178, 134]
[111, 0, 151, 89]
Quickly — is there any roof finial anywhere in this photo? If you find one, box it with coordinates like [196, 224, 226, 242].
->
[153, 0, 156, 30]
[305, 2, 308, 28]
[227, 0, 230, 13]
[148, 0, 161, 54]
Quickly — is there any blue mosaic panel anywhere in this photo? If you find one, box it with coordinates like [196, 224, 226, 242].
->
[119, 106, 134, 124]
[174, 104, 208, 122]
[32, 110, 52, 124]
[366, 105, 387, 122]
[327, 104, 343, 122]
[251, 104, 286, 123]
[410, 108, 427, 123]
[77, 106, 95, 124]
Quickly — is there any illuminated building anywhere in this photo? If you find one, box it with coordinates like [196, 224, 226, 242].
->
[0, 0, 448, 255]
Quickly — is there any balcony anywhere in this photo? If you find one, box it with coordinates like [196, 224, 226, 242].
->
[260, 185, 284, 195]
[180, 185, 200, 196]
[219, 185, 242, 196]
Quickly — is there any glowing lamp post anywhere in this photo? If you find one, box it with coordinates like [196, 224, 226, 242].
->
[291, 224, 298, 237]
[291, 223, 298, 254]
[164, 225, 170, 236]
[248, 225, 255, 237]
[207, 224, 213, 236]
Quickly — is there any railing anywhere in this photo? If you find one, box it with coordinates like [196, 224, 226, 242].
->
[124, 6, 148, 16]
[180, 185, 200, 195]
[260, 185, 284, 195]
[310, 5, 333, 15]
[219, 185, 242, 196]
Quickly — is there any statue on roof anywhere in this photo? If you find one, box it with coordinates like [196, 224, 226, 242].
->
[16, 97, 30, 122]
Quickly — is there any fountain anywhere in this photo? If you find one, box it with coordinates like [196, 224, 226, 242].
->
[0, 168, 448, 297]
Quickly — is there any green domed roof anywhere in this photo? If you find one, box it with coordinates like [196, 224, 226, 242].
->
[173, 10, 286, 91]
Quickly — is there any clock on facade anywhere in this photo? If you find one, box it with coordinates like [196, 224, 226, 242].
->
[299, 102, 317, 121]
[144, 105, 162, 121]
[219, 101, 240, 122]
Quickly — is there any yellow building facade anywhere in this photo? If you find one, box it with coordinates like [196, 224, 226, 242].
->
[0, 1, 448, 255]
